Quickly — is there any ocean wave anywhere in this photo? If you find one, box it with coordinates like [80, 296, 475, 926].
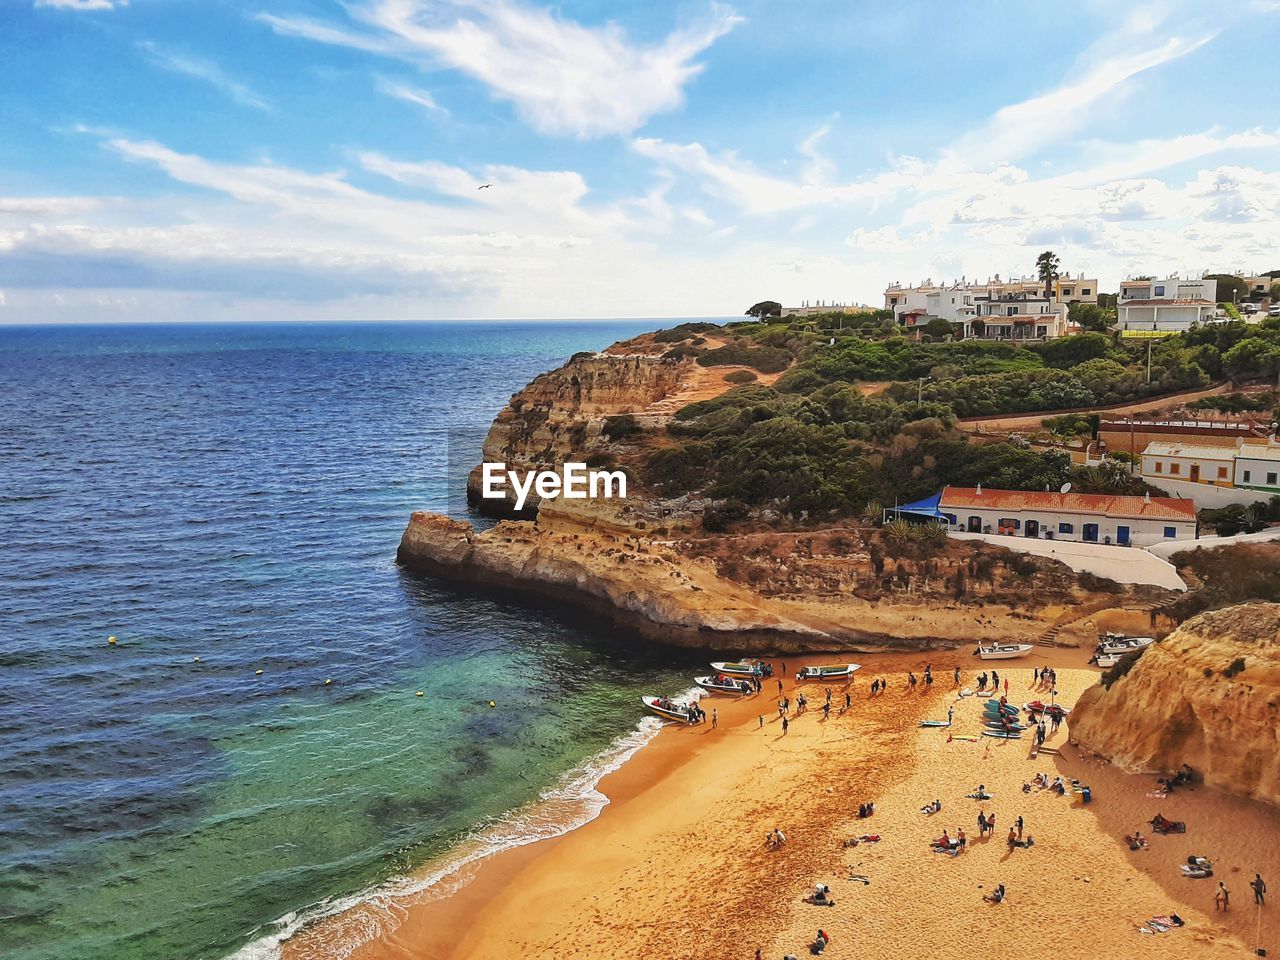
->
[224, 701, 689, 960]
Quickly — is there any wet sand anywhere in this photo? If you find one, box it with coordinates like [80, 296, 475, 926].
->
[285, 649, 1279, 960]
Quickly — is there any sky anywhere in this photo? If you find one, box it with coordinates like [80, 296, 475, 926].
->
[2, 0, 1280, 323]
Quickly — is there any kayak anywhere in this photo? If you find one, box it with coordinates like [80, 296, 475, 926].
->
[795, 663, 861, 681]
[919, 720, 952, 728]
[982, 730, 1023, 740]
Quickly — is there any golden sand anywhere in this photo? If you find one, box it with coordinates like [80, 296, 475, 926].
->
[285, 650, 1279, 960]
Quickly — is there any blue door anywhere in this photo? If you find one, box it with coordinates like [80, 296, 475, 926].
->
[1083, 523, 1099, 542]
[1117, 526, 1130, 546]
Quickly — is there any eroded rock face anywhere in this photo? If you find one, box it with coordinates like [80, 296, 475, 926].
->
[1071, 603, 1280, 807]
[466, 352, 692, 517]
[396, 508, 832, 650]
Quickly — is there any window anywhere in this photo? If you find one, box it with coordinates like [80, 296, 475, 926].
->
[1218, 466, 1228, 479]
[1164, 526, 1177, 539]
[1171, 463, 1181, 475]
[1058, 522, 1074, 534]
[1154, 285, 1165, 296]
[1244, 470, 1252, 483]
[1269, 472, 1279, 487]
[1154, 462, 1163, 474]
[1082, 288, 1091, 295]
[1007, 306, 1016, 316]
[999, 517, 1020, 530]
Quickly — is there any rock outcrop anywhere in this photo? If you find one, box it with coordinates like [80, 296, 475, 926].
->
[396, 506, 833, 650]
[467, 351, 693, 516]
[1071, 603, 1280, 807]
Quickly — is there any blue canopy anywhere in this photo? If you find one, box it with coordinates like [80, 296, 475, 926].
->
[885, 490, 952, 522]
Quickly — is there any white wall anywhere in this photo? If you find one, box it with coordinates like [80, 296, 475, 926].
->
[1237, 457, 1280, 494]
[1146, 526, 1280, 559]
[1143, 475, 1274, 509]
[949, 531, 1187, 590]
[942, 506, 1195, 547]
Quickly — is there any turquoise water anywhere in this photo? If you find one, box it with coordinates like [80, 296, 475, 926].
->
[0, 321, 709, 960]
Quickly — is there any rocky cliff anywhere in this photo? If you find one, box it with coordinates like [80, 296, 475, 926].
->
[1071, 603, 1280, 807]
[466, 350, 694, 516]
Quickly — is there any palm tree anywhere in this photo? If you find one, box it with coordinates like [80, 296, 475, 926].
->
[1036, 251, 1061, 300]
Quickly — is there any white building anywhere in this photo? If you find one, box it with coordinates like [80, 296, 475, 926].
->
[1142, 441, 1237, 487]
[936, 485, 1197, 547]
[966, 292, 1069, 340]
[1117, 275, 1218, 337]
[1234, 440, 1280, 495]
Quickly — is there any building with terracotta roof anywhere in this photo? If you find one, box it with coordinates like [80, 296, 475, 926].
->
[935, 484, 1197, 547]
[1117, 275, 1218, 336]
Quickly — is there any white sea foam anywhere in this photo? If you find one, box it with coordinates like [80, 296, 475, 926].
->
[225, 699, 693, 960]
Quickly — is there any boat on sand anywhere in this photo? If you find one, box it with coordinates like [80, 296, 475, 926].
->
[642, 696, 697, 723]
[975, 643, 1034, 660]
[709, 660, 765, 677]
[695, 675, 753, 695]
[795, 663, 860, 681]
[1098, 635, 1155, 655]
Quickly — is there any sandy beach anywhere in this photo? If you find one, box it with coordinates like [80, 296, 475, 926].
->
[285, 649, 1279, 960]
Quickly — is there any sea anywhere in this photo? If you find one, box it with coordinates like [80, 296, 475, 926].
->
[0, 320, 715, 960]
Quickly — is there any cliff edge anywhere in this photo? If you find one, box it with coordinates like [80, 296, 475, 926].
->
[1071, 603, 1280, 807]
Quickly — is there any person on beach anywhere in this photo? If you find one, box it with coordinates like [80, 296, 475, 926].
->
[1033, 667, 1039, 683]
[712, 708, 718, 729]
[1016, 815, 1024, 840]
[1215, 882, 1230, 911]
[1252, 874, 1267, 905]
[953, 666, 960, 687]
[778, 679, 784, 696]
[782, 716, 789, 735]
[844, 692, 852, 712]
[822, 701, 830, 719]
[984, 883, 1006, 904]
[991, 669, 999, 689]
[758, 715, 764, 729]
[908, 671, 917, 690]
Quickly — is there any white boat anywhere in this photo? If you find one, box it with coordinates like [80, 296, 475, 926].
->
[975, 643, 1034, 661]
[642, 695, 697, 723]
[1098, 635, 1155, 655]
[1093, 652, 1120, 668]
[709, 660, 764, 677]
[695, 675, 753, 695]
[795, 663, 861, 681]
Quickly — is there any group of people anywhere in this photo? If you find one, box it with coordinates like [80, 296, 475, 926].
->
[1032, 666, 1058, 690]
[975, 669, 1001, 693]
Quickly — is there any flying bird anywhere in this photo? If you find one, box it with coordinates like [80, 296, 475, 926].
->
[478, 183, 492, 190]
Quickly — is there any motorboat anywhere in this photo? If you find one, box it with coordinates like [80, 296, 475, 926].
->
[642, 695, 697, 723]
[1098, 635, 1155, 655]
[975, 643, 1034, 660]
[795, 663, 861, 681]
[695, 675, 754, 695]
[1092, 652, 1120, 668]
[709, 660, 765, 677]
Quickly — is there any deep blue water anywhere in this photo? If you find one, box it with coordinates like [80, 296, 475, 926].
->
[0, 320, 708, 960]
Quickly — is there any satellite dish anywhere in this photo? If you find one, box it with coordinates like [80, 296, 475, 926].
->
[1060, 482, 1072, 494]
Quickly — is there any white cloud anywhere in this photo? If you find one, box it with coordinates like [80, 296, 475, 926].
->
[374, 76, 447, 115]
[259, 0, 741, 137]
[35, 0, 125, 9]
[136, 41, 272, 111]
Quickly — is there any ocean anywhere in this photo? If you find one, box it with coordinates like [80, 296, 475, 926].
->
[0, 320, 710, 960]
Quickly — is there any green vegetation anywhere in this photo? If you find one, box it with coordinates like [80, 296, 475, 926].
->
[744, 300, 782, 319]
[1199, 497, 1280, 536]
[1188, 392, 1275, 413]
[723, 369, 758, 384]
[636, 313, 1280, 524]
[1170, 544, 1280, 620]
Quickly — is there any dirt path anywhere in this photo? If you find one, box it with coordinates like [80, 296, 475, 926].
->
[958, 382, 1229, 432]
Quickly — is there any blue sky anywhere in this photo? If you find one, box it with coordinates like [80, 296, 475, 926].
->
[2, 0, 1279, 322]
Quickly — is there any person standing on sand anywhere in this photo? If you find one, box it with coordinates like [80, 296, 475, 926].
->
[1003, 678, 1009, 695]
[845, 692, 852, 711]
[1016, 815, 1024, 840]
[782, 716, 789, 735]
[954, 666, 961, 687]
[712, 708, 718, 729]
[758, 715, 764, 729]
[1215, 882, 1230, 911]
[1033, 667, 1039, 683]
[1252, 874, 1266, 905]
[777, 679, 783, 696]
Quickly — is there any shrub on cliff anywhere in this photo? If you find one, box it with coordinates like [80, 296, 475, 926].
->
[695, 342, 792, 373]
[602, 414, 640, 440]
[653, 322, 719, 343]
[702, 499, 750, 532]
[723, 370, 757, 384]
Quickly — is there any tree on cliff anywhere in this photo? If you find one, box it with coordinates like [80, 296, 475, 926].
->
[745, 300, 782, 319]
